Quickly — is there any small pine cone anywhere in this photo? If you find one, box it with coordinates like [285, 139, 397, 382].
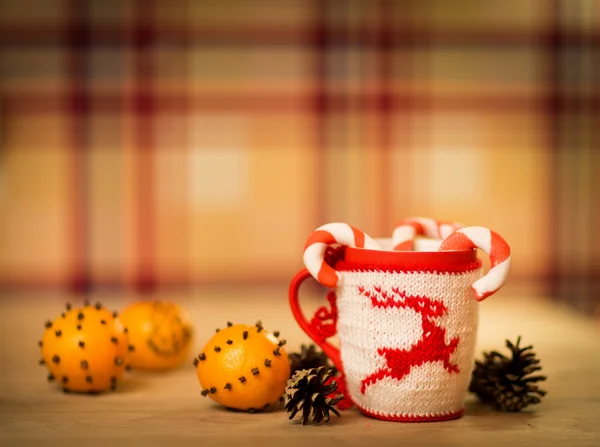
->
[469, 336, 547, 412]
[289, 344, 337, 377]
[284, 366, 343, 425]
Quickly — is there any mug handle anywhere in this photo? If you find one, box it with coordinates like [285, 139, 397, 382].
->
[288, 269, 343, 374]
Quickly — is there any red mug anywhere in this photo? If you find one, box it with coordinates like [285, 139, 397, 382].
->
[290, 237, 487, 422]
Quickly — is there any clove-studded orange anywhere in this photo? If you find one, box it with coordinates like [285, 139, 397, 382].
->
[119, 301, 193, 370]
[39, 301, 132, 393]
[195, 321, 290, 412]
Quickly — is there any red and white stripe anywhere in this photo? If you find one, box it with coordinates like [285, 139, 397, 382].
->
[303, 223, 381, 288]
[439, 226, 512, 301]
[392, 217, 464, 251]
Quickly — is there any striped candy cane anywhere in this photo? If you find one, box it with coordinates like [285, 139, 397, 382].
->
[439, 226, 512, 301]
[303, 223, 381, 288]
[392, 217, 464, 251]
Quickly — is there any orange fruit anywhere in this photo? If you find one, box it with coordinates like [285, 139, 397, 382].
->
[195, 322, 290, 412]
[39, 301, 131, 393]
[119, 301, 193, 370]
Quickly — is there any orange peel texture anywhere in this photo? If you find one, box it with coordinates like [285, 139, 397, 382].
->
[119, 301, 193, 370]
[195, 322, 290, 412]
[39, 301, 132, 393]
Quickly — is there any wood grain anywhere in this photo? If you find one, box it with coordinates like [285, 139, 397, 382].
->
[0, 286, 599, 446]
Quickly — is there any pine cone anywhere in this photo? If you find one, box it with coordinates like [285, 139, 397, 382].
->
[285, 366, 343, 425]
[469, 336, 547, 412]
[289, 344, 337, 377]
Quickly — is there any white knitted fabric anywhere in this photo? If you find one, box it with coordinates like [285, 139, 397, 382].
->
[337, 267, 481, 419]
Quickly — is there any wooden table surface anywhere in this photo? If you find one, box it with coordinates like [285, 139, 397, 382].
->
[1, 285, 599, 447]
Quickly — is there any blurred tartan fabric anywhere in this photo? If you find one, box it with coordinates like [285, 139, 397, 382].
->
[0, 1, 598, 313]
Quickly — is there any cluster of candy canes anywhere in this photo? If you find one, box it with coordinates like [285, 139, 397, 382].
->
[303, 218, 511, 302]
[392, 217, 464, 251]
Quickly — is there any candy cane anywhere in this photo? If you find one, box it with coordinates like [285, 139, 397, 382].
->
[439, 226, 512, 301]
[392, 217, 464, 251]
[303, 223, 381, 288]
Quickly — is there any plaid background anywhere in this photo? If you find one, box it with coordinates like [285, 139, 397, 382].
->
[0, 1, 598, 314]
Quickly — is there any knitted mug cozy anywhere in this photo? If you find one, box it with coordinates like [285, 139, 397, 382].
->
[290, 237, 486, 422]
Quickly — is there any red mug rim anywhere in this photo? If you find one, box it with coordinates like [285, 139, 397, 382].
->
[335, 245, 481, 274]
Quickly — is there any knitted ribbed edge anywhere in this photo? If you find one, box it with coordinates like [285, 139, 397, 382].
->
[336, 260, 482, 275]
[356, 404, 464, 422]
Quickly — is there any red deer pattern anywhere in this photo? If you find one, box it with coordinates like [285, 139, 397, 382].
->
[358, 286, 460, 394]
